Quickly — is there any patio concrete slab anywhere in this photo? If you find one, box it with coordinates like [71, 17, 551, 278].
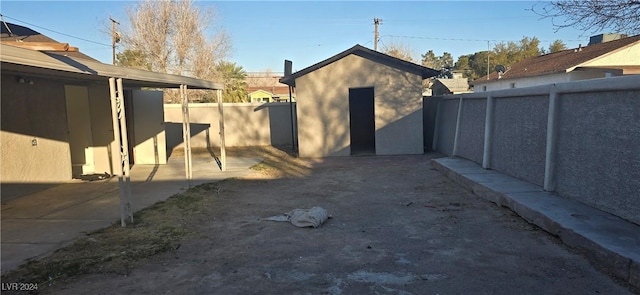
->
[1, 155, 262, 273]
[432, 157, 640, 289]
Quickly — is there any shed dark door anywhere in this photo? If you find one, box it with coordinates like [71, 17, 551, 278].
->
[349, 87, 375, 155]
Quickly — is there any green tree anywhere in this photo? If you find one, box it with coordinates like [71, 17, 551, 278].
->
[216, 61, 248, 103]
[440, 52, 454, 69]
[547, 39, 568, 53]
[421, 50, 454, 70]
[116, 49, 151, 70]
[468, 51, 490, 80]
[421, 50, 439, 68]
[453, 36, 543, 80]
[453, 51, 490, 80]
[492, 36, 542, 68]
[453, 54, 473, 78]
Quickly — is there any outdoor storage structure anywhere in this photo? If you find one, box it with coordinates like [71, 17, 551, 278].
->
[280, 45, 438, 157]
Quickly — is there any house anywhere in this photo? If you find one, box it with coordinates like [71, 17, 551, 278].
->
[430, 78, 471, 96]
[247, 86, 295, 103]
[1, 22, 96, 61]
[472, 34, 640, 91]
[1, 23, 222, 196]
[280, 44, 438, 157]
[248, 89, 274, 103]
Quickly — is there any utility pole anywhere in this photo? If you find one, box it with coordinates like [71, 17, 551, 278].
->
[110, 17, 120, 65]
[487, 40, 490, 80]
[374, 18, 382, 51]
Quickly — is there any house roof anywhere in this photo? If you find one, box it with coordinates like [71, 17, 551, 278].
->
[279, 44, 439, 87]
[247, 86, 291, 95]
[474, 34, 640, 84]
[432, 78, 469, 93]
[248, 89, 274, 96]
[1, 43, 223, 90]
[1, 22, 97, 61]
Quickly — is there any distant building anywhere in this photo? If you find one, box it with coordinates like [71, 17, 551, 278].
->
[247, 86, 295, 102]
[430, 78, 471, 96]
[588, 33, 628, 45]
[472, 34, 640, 91]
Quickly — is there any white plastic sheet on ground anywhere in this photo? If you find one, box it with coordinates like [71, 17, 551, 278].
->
[264, 207, 330, 228]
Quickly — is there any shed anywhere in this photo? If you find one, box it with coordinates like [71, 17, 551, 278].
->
[280, 45, 438, 157]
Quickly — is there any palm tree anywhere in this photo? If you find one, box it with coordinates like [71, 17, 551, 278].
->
[216, 61, 248, 103]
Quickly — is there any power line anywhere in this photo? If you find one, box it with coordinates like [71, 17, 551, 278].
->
[0, 14, 111, 47]
[382, 34, 585, 43]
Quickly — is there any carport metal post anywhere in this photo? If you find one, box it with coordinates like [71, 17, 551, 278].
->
[217, 89, 226, 171]
[109, 78, 125, 227]
[116, 78, 134, 224]
[181, 84, 193, 186]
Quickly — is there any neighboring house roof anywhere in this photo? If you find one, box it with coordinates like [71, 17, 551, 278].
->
[1, 22, 97, 61]
[248, 89, 274, 96]
[473, 34, 640, 84]
[247, 86, 291, 95]
[1, 43, 223, 90]
[432, 78, 469, 93]
[280, 44, 439, 86]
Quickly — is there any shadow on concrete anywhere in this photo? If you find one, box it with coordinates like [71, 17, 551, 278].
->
[0, 154, 262, 273]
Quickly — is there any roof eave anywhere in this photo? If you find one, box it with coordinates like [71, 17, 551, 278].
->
[0, 44, 223, 90]
[278, 44, 438, 87]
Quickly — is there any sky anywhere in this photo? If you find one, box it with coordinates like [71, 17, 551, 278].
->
[0, 1, 600, 73]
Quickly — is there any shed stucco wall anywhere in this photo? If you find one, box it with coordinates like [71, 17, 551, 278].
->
[295, 54, 424, 157]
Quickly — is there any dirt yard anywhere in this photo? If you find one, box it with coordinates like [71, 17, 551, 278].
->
[5, 147, 636, 294]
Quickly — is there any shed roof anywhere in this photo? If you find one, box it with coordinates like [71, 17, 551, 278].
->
[474, 34, 640, 84]
[1, 43, 223, 90]
[279, 44, 439, 87]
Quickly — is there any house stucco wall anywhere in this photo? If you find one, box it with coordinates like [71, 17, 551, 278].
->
[584, 43, 640, 67]
[295, 54, 424, 157]
[64, 85, 95, 176]
[1, 74, 72, 182]
[474, 73, 571, 92]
